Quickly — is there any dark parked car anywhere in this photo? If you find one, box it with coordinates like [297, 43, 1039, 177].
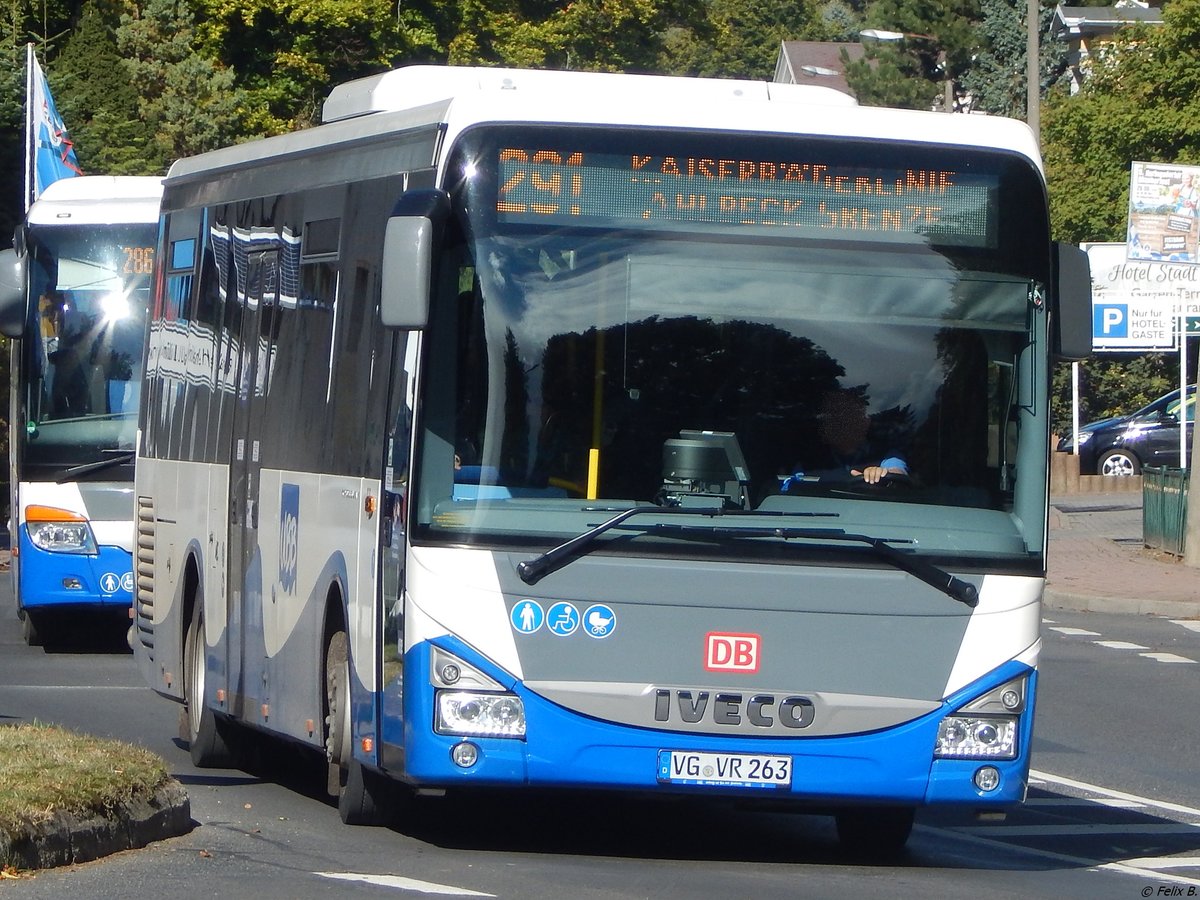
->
[1057, 385, 1196, 476]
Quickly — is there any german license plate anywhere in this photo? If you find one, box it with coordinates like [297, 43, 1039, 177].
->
[657, 750, 792, 789]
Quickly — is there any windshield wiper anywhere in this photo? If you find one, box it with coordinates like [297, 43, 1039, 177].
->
[58, 450, 135, 483]
[627, 522, 978, 607]
[515, 505, 838, 586]
[520, 512, 977, 607]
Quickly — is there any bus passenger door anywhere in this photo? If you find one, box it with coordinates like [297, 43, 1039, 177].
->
[226, 249, 277, 720]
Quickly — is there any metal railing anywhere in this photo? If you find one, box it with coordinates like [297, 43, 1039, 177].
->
[1142, 466, 1188, 556]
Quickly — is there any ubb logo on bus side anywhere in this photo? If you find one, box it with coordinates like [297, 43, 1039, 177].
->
[704, 632, 761, 673]
[279, 483, 299, 594]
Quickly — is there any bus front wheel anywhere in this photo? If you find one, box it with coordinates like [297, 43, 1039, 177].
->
[184, 601, 236, 767]
[325, 629, 395, 825]
[835, 806, 915, 856]
[20, 610, 44, 647]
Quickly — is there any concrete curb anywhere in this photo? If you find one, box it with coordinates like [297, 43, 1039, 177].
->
[0, 779, 192, 870]
[1044, 588, 1200, 619]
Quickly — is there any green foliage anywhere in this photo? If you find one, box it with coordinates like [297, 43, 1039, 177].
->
[1040, 0, 1200, 432]
[116, 0, 246, 169]
[197, 0, 438, 132]
[1051, 354, 1184, 440]
[56, 1, 154, 175]
[959, 0, 1067, 118]
[447, 0, 704, 73]
[846, 0, 979, 110]
[658, 0, 833, 80]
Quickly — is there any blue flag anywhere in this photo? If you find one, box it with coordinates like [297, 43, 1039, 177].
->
[27, 45, 82, 209]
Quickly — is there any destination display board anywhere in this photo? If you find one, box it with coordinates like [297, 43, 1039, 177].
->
[495, 146, 997, 247]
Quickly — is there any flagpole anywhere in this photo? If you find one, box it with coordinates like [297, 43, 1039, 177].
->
[24, 43, 34, 213]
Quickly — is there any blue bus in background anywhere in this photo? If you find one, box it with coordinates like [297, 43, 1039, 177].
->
[0, 176, 162, 645]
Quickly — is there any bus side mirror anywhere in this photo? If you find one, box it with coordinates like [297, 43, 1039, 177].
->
[380, 189, 450, 330]
[0, 247, 27, 339]
[1052, 242, 1092, 362]
[381, 217, 432, 329]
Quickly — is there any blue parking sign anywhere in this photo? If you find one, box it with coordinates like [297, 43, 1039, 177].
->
[1094, 303, 1128, 339]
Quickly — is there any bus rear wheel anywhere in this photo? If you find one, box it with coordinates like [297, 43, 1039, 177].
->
[325, 629, 395, 825]
[184, 601, 237, 767]
[835, 807, 915, 856]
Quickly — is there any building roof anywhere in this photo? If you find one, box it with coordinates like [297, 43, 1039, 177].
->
[1051, 3, 1164, 40]
[773, 41, 865, 96]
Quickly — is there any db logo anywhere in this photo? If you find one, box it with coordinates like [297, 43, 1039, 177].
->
[704, 632, 761, 673]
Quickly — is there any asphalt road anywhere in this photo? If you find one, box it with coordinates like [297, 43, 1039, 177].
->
[1, 585, 1198, 899]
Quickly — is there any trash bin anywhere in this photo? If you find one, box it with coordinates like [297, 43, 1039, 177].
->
[1142, 466, 1188, 556]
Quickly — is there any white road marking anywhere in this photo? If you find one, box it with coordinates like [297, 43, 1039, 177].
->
[930, 768, 1200, 888]
[1030, 769, 1200, 818]
[1092, 641, 1148, 651]
[1120, 857, 1200, 869]
[316, 873, 495, 896]
[925, 823, 1200, 889]
[1140, 652, 1197, 664]
[1024, 797, 1145, 809]
[1171, 620, 1200, 633]
[1048, 627, 1100, 636]
[957, 823, 1200, 836]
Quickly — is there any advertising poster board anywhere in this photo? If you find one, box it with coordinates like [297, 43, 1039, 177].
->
[1127, 161, 1200, 263]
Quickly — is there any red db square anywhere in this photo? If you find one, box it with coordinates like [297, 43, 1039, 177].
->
[704, 632, 761, 673]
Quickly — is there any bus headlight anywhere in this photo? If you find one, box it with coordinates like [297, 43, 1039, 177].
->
[435, 691, 526, 738]
[25, 506, 98, 554]
[935, 715, 1017, 759]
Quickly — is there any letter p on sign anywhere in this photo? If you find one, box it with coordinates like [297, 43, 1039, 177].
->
[704, 632, 761, 673]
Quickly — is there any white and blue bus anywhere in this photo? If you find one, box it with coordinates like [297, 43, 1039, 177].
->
[132, 65, 1091, 849]
[0, 176, 162, 645]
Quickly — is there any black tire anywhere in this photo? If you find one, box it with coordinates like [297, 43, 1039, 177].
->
[20, 610, 44, 647]
[1097, 448, 1141, 477]
[184, 601, 237, 767]
[835, 807, 915, 855]
[325, 629, 395, 825]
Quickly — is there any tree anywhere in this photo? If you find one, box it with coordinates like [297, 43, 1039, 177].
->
[1041, 0, 1200, 438]
[446, 0, 705, 73]
[116, 0, 247, 170]
[196, 0, 440, 133]
[959, 0, 1067, 118]
[845, 0, 980, 110]
[55, 0, 154, 175]
[658, 0, 834, 80]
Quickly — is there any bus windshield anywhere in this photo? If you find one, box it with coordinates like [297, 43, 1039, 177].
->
[411, 126, 1052, 567]
[20, 223, 155, 469]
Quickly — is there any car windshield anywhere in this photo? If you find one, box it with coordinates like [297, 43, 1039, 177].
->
[408, 126, 1053, 568]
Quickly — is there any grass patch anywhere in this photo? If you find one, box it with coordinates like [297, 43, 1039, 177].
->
[0, 723, 171, 834]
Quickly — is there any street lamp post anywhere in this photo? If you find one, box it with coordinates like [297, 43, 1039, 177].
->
[859, 28, 955, 113]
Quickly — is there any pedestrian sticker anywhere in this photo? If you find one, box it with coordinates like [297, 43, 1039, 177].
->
[100, 572, 121, 594]
[511, 599, 544, 634]
[546, 602, 580, 636]
[583, 604, 616, 638]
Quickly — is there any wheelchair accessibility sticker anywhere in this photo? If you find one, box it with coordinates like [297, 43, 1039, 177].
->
[546, 602, 580, 636]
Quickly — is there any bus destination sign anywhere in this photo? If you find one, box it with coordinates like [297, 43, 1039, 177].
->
[496, 148, 995, 246]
